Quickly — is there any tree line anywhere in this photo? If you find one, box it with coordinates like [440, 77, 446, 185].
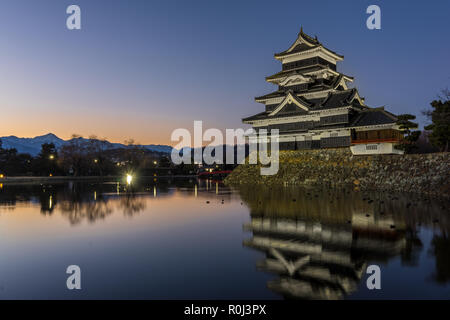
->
[0, 135, 174, 177]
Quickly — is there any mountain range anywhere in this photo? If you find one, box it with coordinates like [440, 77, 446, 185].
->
[0, 133, 173, 156]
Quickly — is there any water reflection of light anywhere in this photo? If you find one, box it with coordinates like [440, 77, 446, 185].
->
[216, 182, 218, 195]
[116, 182, 120, 195]
[194, 184, 198, 198]
[49, 196, 53, 210]
[1, 183, 449, 300]
[94, 191, 97, 201]
[153, 186, 157, 198]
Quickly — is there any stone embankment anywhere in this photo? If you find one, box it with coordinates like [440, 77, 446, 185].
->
[225, 149, 450, 198]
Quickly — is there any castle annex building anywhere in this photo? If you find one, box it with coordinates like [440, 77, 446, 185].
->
[243, 28, 403, 155]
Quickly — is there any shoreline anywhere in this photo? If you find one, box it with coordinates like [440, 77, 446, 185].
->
[0, 175, 197, 185]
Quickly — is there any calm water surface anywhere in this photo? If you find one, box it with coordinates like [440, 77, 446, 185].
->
[0, 179, 449, 299]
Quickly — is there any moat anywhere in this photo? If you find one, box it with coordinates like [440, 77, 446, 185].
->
[0, 179, 448, 299]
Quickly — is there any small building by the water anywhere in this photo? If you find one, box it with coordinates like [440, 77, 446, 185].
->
[243, 28, 403, 155]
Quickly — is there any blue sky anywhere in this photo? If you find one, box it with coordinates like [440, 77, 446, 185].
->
[0, 0, 449, 145]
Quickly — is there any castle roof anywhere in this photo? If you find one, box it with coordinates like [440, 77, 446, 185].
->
[274, 27, 344, 60]
[350, 108, 398, 127]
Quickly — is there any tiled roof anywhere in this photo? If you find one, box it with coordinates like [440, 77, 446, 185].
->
[350, 109, 397, 127]
[274, 28, 343, 59]
[316, 89, 356, 110]
[255, 88, 361, 110]
[242, 111, 269, 122]
[266, 66, 326, 81]
[243, 110, 308, 122]
[255, 90, 285, 101]
[255, 85, 330, 101]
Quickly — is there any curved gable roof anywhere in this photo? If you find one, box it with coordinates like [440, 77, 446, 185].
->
[269, 91, 312, 116]
[274, 27, 344, 60]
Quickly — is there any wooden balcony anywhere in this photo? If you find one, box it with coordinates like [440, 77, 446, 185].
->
[350, 129, 403, 145]
[351, 138, 401, 145]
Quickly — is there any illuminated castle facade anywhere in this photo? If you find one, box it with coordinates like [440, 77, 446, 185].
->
[243, 28, 403, 155]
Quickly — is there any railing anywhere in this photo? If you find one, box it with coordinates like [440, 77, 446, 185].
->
[351, 138, 401, 144]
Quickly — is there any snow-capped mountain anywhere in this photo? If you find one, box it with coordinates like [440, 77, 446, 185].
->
[0, 133, 173, 156]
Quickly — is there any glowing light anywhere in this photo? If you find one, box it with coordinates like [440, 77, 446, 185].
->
[94, 159, 98, 163]
[49, 173, 53, 177]
[49, 195, 53, 210]
[126, 174, 133, 185]
[0, 174, 4, 178]
[49, 155, 55, 160]
[153, 161, 157, 165]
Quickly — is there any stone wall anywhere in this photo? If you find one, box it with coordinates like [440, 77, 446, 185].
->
[224, 148, 450, 198]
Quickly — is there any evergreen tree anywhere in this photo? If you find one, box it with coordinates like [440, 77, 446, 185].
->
[423, 89, 450, 152]
[396, 114, 421, 153]
[33, 143, 60, 176]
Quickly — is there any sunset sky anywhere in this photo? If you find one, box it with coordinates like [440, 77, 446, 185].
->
[0, 0, 449, 146]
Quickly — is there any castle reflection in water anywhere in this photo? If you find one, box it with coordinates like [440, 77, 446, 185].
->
[237, 185, 450, 299]
[0, 179, 448, 299]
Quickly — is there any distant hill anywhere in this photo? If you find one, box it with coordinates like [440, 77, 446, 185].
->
[0, 133, 173, 156]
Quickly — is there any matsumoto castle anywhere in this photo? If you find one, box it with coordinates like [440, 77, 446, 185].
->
[243, 28, 403, 155]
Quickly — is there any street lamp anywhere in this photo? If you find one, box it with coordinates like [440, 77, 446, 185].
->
[126, 174, 133, 185]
